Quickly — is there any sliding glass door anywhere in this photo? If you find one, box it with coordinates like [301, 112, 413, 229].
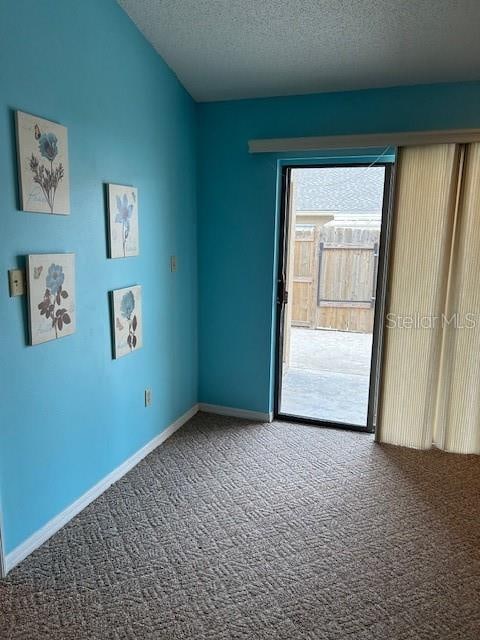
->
[275, 163, 394, 431]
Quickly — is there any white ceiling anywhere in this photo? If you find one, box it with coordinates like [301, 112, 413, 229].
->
[118, 0, 480, 102]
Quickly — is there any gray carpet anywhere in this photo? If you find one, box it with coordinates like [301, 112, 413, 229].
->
[1, 412, 479, 640]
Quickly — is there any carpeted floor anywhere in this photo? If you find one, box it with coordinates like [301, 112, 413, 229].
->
[1, 412, 479, 639]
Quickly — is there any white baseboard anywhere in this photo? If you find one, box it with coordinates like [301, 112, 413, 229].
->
[199, 403, 273, 423]
[0, 510, 6, 579]
[4, 404, 199, 575]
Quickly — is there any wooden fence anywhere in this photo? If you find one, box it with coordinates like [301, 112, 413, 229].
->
[291, 223, 380, 333]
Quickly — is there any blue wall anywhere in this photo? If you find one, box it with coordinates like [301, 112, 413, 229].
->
[0, 0, 198, 553]
[197, 82, 480, 414]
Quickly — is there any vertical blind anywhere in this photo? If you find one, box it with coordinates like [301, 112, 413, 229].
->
[379, 143, 480, 454]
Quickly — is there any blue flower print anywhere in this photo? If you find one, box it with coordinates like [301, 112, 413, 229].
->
[29, 124, 64, 213]
[115, 194, 133, 230]
[46, 263, 64, 294]
[120, 290, 135, 320]
[115, 193, 134, 256]
[37, 263, 70, 339]
[38, 132, 58, 162]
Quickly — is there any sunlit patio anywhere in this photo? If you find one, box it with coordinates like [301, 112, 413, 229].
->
[281, 327, 373, 426]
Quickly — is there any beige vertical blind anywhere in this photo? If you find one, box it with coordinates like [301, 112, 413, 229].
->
[435, 143, 480, 454]
[379, 143, 480, 454]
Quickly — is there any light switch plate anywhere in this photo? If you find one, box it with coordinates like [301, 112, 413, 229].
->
[8, 269, 26, 297]
[170, 256, 177, 272]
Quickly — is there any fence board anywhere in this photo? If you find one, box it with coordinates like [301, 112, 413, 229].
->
[291, 222, 380, 332]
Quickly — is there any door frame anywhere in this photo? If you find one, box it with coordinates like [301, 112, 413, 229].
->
[274, 161, 396, 434]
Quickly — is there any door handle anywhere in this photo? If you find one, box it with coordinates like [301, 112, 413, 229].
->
[277, 278, 289, 305]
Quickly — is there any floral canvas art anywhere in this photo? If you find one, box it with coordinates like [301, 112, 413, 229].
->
[16, 111, 70, 215]
[111, 285, 143, 358]
[107, 184, 139, 258]
[27, 254, 75, 345]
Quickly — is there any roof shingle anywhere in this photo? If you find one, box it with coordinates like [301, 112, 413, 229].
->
[293, 166, 385, 212]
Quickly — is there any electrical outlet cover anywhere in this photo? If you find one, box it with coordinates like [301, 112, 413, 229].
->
[8, 269, 26, 296]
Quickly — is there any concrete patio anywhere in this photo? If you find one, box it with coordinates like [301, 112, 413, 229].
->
[280, 327, 373, 425]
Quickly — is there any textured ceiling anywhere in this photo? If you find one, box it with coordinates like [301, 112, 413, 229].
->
[118, 0, 480, 102]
